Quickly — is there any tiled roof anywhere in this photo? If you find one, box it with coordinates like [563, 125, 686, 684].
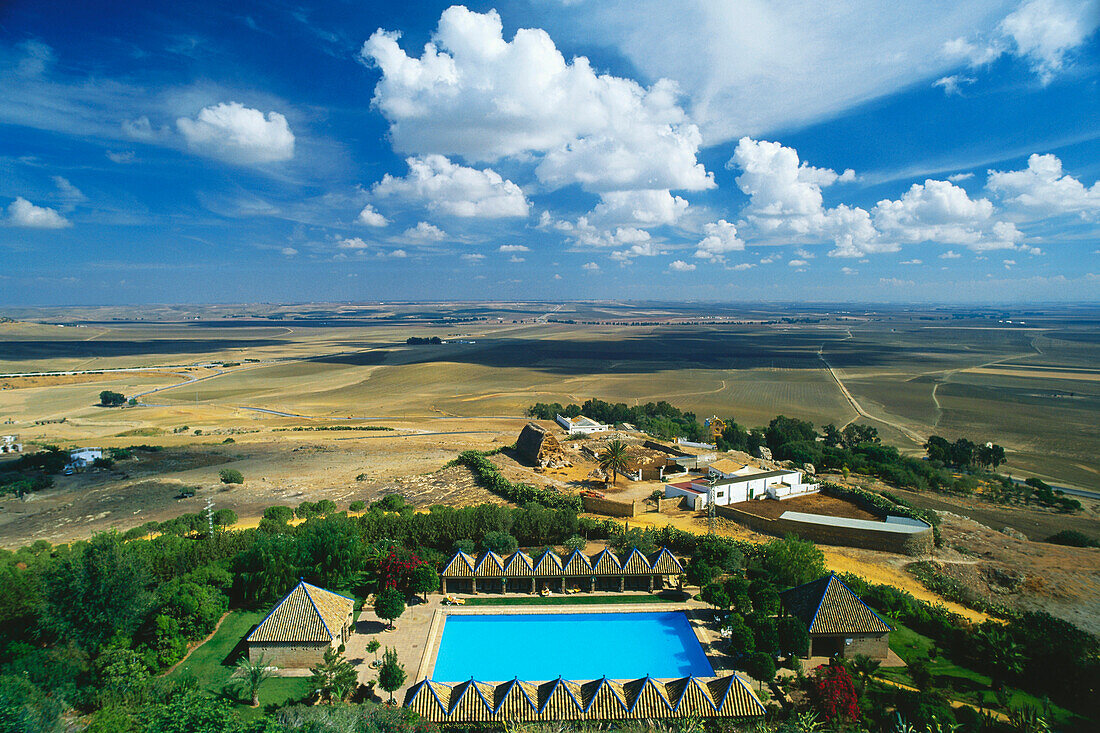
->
[562, 549, 594, 575]
[405, 676, 765, 722]
[441, 552, 476, 578]
[441, 547, 683, 578]
[621, 548, 652, 574]
[533, 549, 564, 576]
[474, 551, 505, 577]
[779, 574, 891, 635]
[590, 549, 622, 575]
[247, 581, 354, 643]
[503, 551, 535, 576]
[649, 548, 684, 574]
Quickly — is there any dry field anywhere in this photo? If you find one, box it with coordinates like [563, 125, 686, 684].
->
[1, 302, 1097, 543]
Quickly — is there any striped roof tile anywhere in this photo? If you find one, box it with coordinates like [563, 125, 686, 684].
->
[474, 551, 505, 577]
[503, 551, 535, 576]
[405, 676, 763, 723]
[562, 549, 594, 575]
[246, 581, 354, 643]
[621, 547, 652, 574]
[441, 551, 477, 578]
[590, 548, 623, 575]
[779, 574, 891, 635]
[649, 547, 684, 574]
[533, 549, 564, 576]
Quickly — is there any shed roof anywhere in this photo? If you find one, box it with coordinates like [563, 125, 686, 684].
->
[779, 574, 891, 635]
[247, 580, 354, 644]
[404, 675, 764, 723]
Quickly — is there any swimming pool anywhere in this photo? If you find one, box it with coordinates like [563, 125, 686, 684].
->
[430, 611, 714, 681]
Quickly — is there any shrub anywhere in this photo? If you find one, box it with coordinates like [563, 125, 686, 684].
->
[450, 451, 583, 511]
[263, 505, 294, 523]
[481, 531, 518, 555]
[218, 468, 243, 484]
[1046, 529, 1099, 548]
[348, 500, 366, 512]
[99, 390, 126, 407]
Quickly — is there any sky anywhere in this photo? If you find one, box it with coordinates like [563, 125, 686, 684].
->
[1, 0, 1099, 306]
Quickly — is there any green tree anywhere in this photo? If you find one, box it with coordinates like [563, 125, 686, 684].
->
[563, 534, 587, 552]
[778, 616, 811, 658]
[0, 675, 64, 733]
[218, 468, 243, 484]
[685, 557, 716, 588]
[481, 531, 518, 555]
[211, 508, 237, 527]
[761, 535, 826, 588]
[234, 654, 273, 706]
[373, 588, 405, 630]
[308, 648, 358, 704]
[745, 652, 776, 691]
[408, 564, 439, 602]
[723, 614, 755, 658]
[42, 531, 154, 652]
[366, 639, 381, 665]
[701, 582, 731, 611]
[377, 647, 406, 704]
[99, 390, 126, 407]
[349, 500, 366, 512]
[597, 439, 631, 485]
[749, 579, 780, 616]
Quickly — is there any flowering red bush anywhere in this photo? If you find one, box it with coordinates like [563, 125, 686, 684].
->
[810, 663, 861, 722]
[374, 547, 424, 592]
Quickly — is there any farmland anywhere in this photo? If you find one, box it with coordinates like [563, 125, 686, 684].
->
[2, 303, 1099, 496]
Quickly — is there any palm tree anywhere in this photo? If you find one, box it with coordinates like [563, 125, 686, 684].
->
[598, 439, 631, 485]
[234, 654, 273, 707]
[849, 654, 881, 689]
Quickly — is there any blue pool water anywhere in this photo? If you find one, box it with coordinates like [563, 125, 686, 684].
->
[431, 611, 714, 681]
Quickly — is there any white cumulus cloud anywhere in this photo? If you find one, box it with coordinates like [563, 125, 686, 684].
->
[694, 219, 744, 261]
[372, 154, 529, 218]
[361, 6, 712, 195]
[499, 244, 530, 252]
[357, 204, 389, 227]
[986, 153, 1100, 218]
[176, 102, 294, 164]
[404, 221, 446, 241]
[6, 197, 70, 228]
[668, 259, 696, 272]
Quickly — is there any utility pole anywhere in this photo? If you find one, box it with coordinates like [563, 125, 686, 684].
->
[205, 496, 214, 537]
[707, 483, 716, 536]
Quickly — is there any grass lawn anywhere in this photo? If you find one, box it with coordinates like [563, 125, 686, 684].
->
[462, 594, 679, 606]
[167, 609, 311, 716]
[882, 617, 1079, 727]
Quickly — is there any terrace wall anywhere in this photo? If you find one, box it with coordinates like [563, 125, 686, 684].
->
[714, 505, 932, 556]
[583, 495, 641, 518]
[655, 497, 684, 512]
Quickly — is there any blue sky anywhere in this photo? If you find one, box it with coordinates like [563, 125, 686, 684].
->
[1, 0, 1098, 305]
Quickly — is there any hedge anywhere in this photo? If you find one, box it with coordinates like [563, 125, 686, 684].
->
[450, 451, 583, 511]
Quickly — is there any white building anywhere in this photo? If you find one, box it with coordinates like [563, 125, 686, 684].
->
[555, 414, 611, 435]
[1, 436, 21, 454]
[68, 447, 104, 470]
[665, 467, 818, 508]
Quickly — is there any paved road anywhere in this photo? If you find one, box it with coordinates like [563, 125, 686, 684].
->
[1011, 477, 1100, 501]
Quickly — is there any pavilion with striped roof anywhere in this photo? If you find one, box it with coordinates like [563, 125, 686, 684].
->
[246, 579, 355, 668]
[440, 547, 685, 594]
[778, 573, 892, 660]
[404, 674, 765, 723]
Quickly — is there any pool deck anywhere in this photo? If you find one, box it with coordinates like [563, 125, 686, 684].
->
[349, 592, 730, 702]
